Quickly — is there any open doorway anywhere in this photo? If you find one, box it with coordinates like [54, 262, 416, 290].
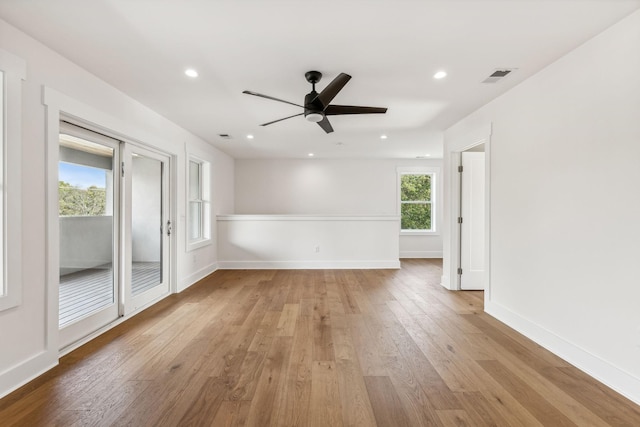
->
[442, 124, 491, 294]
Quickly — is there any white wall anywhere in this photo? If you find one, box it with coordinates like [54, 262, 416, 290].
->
[0, 19, 234, 398]
[218, 215, 400, 269]
[234, 158, 443, 257]
[445, 10, 640, 403]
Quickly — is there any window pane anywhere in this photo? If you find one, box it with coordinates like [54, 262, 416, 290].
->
[58, 138, 111, 217]
[401, 203, 431, 230]
[401, 174, 431, 201]
[58, 137, 115, 327]
[189, 160, 200, 200]
[58, 166, 108, 216]
[131, 154, 162, 296]
[189, 201, 202, 240]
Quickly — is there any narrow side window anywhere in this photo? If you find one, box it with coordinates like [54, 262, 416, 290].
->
[187, 157, 211, 249]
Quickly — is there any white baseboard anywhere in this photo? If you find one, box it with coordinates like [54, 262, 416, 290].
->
[440, 274, 453, 290]
[178, 262, 218, 292]
[485, 300, 640, 406]
[399, 250, 443, 258]
[0, 350, 58, 399]
[217, 260, 401, 270]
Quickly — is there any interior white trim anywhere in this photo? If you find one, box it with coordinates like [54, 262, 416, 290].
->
[0, 351, 57, 399]
[0, 49, 25, 312]
[486, 301, 640, 406]
[217, 215, 400, 222]
[218, 260, 401, 270]
[178, 262, 218, 292]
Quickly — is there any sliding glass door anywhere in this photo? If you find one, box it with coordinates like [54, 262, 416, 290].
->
[58, 122, 172, 349]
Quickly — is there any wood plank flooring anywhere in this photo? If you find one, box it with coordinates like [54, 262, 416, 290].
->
[3, 259, 639, 426]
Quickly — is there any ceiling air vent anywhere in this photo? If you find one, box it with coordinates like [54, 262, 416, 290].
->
[218, 134, 232, 140]
[482, 69, 516, 84]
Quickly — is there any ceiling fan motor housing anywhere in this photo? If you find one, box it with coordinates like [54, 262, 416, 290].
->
[304, 91, 324, 122]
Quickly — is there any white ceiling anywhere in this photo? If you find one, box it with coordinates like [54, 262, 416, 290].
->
[1, 0, 638, 159]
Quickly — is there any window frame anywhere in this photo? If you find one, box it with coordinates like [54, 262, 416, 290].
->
[186, 156, 211, 251]
[0, 50, 25, 311]
[397, 166, 438, 235]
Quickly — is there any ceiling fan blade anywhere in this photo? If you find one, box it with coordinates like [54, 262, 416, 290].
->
[243, 90, 304, 108]
[324, 105, 388, 115]
[317, 116, 334, 133]
[315, 73, 351, 107]
[260, 113, 304, 126]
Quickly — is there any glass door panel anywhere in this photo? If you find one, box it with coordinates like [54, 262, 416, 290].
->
[58, 122, 120, 349]
[131, 154, 162, 295]
[124, 146, 170, 314]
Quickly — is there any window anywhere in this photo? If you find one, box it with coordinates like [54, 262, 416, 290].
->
[398, 167, 436, 233]
[0, 50, 25, 310]
[187, 157, 211, 248]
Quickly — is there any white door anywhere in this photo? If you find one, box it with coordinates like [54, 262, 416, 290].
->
[460, 151, 485, 290]
[58, 123, 121, 349]
[122, 145, 171, 315]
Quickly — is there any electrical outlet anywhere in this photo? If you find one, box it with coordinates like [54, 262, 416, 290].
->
[315, 245, 320, 253]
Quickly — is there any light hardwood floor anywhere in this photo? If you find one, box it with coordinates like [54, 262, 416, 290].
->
[1, 259, 639, 426]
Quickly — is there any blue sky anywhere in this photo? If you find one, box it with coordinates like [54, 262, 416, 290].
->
[59, 162, 106, 189]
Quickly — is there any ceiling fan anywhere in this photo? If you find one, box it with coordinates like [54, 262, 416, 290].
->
[243, 71, 387, 133]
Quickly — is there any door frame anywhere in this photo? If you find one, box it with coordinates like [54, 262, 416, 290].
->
[45, 90, 177, 356]
[442, 124, 492, 300]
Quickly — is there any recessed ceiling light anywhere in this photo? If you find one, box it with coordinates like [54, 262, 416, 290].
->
[185, 68, 198, 78]
[380, 135, 388, 140]
[308, 153, 314, 157]
[433, 70, 447, 79]
[246, 134, 254, 139]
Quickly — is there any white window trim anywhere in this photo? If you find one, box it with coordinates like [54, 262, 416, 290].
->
[186, 155, 211, 251]
[0, 50, 25, 311]
[397, 166, 440, 236]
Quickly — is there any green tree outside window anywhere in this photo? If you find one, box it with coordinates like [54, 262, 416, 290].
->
[400, 174, 432, 230]
[59, 181, 106, 216]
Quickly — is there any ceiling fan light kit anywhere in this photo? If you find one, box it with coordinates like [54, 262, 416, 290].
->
[305, 112, 324, 123]
[243, 71, 387, 133]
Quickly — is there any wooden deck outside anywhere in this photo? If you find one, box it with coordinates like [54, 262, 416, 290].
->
[59, 262, 161, 327]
